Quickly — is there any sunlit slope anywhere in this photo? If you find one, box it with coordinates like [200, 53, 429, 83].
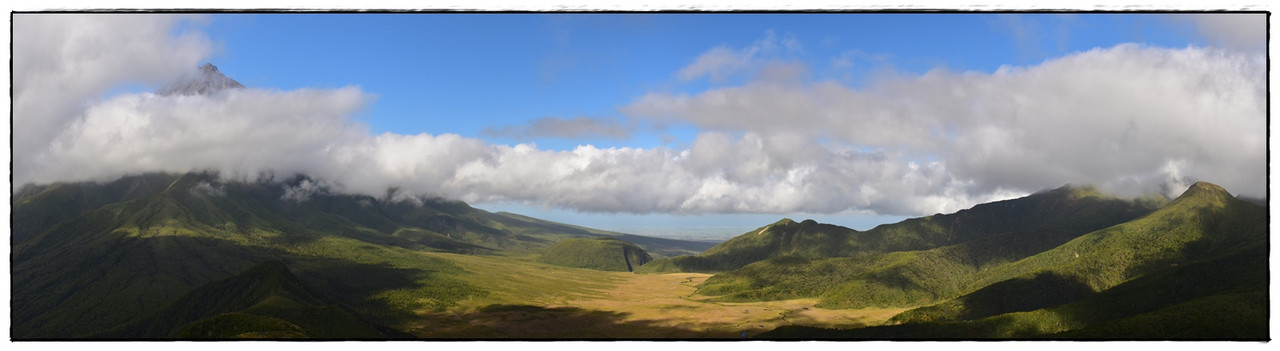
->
[764, 244, 1267, 340]
[759, 182, 1267, 339]
[891, 182, 1267, 322]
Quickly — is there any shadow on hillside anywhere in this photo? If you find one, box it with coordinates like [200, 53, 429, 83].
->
[1048, 244, 1270, 339]
[952, 272, 1094, 322]
[12, 233, 289, 338]
[288, 258, 451, 327]
[411, 304, 725, 339]
[1123, 203, 1267, 279]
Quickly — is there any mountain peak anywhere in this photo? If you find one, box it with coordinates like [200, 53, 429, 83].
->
[199, 62, 218, 74]
[1169, 181, 1233, 208]
[1180, 181, 1229, 198]
[1188, 181, 1227, 192]
[157, 62, 245, 96]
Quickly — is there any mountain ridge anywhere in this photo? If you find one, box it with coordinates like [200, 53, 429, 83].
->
[639, 183, 1162, 275]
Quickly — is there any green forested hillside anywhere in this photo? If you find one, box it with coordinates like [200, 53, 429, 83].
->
[756, 182, 1268, 340]
[9, 172, 710, 339]
[640, 185, 1159, 274]
[647, 185, 1167, 310]
[537, 237, 654, 272]
[11, 173, 1264, 340]
[637, 218, 857, 273]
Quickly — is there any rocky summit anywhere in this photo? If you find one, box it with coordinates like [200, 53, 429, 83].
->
[156, 63, 246, 96]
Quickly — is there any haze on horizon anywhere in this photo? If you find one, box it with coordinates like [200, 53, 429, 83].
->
[10, 11, 1268, 235]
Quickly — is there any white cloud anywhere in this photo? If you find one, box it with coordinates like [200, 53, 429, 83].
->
[627, 44, 1267, 205]
[676, 30, 803, 82]
[18, 87, 372, 187]
[190, 181, 226, 197]
[14, 15, 1266, 219]
[281, 179, 331, 202]
[13, 14, 213, 183]
[1182, 13, 1266, 52]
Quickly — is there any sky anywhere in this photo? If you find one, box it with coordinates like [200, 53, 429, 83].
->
[9, 8, 1270, 238]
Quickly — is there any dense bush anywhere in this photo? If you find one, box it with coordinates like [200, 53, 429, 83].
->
[537, 238, 653, 272]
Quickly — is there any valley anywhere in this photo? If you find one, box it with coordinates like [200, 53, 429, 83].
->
[12, 12, 1269, 344]
[8, 172, 1269, 340]
[407, 255, 909, 338]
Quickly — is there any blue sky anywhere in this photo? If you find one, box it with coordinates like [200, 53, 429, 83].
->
[14, 12, 1267, 238]
[199, 13, 1207, 150]
[193, 13, 1229, 233]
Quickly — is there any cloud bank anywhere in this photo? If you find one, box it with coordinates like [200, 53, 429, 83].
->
[13, 15, 1267, 217]
[626, 43, 1266, 202]
[13, 14, 213, 182]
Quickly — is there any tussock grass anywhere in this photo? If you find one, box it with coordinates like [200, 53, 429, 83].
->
[410, 268, 910, 338]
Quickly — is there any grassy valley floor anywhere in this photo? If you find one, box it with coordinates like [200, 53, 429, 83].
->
[407, 254, 908, 339]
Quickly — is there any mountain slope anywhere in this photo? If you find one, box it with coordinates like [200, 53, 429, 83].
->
[758, 182, 1267, 339]
[95, 260, 404, 339]
[12, 172, 181, 244]
[10, 171, 710, 339]
[637, 218, 853, 273]
[764, 243, 1268, 340]
[971, 182, 1266, 293]
[640, 185, 1158, 274]
[649, 185, 1162, 309]
[11, 189, 277, 337]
